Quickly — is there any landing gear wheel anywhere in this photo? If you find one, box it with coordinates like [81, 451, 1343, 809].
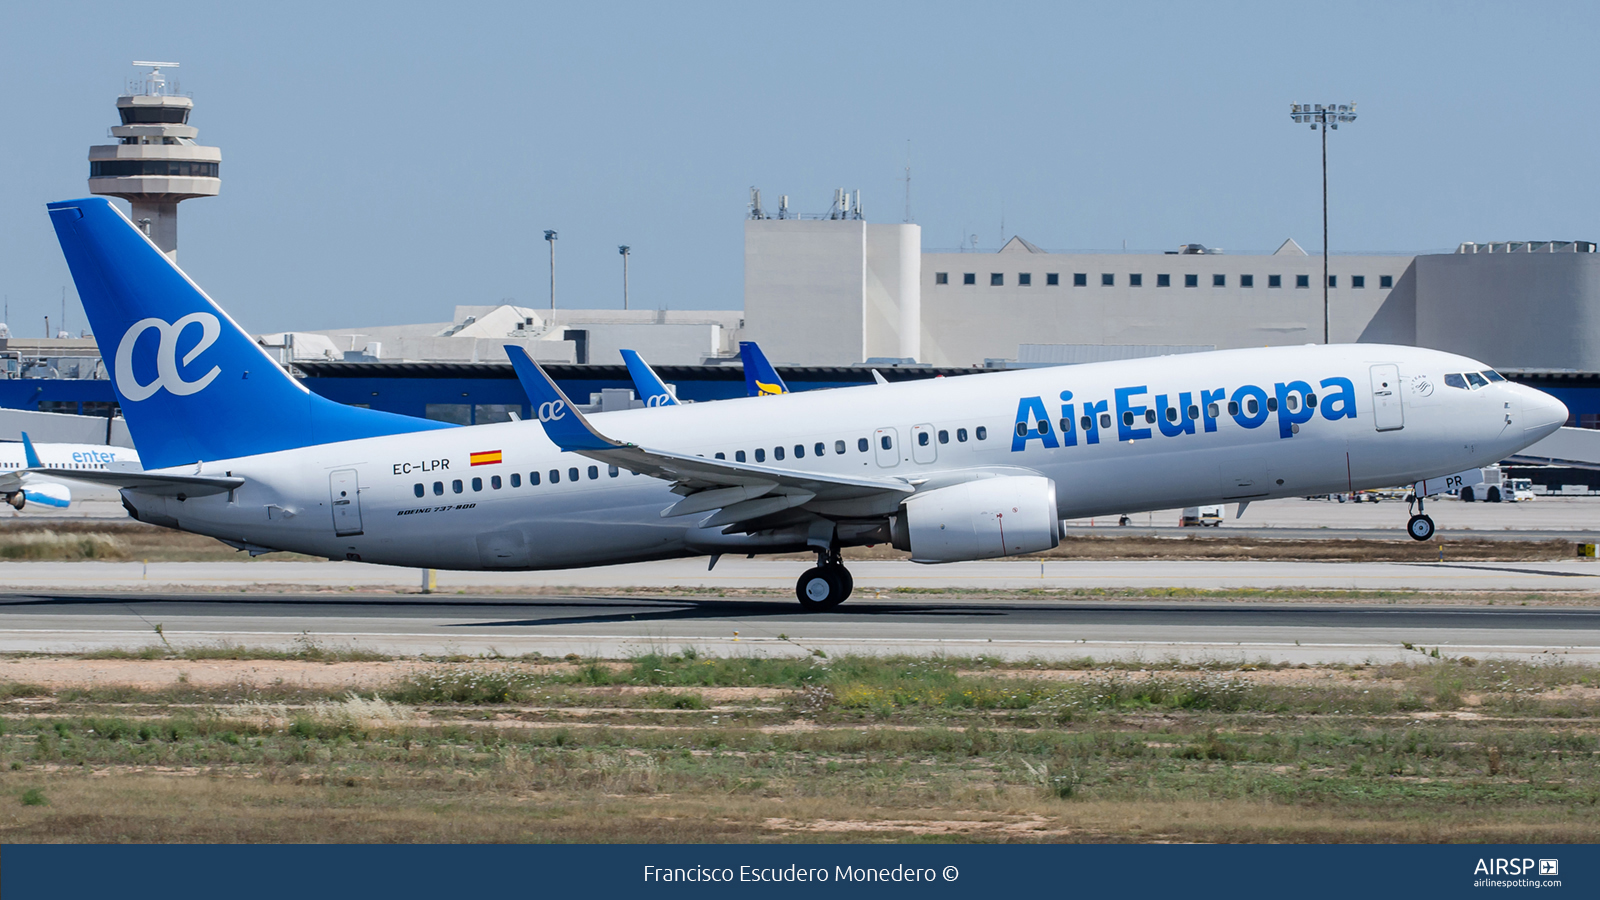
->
[796, 566, 848, 611]
[1407, 514, 1435, 541]
[830, 564, 854, 600]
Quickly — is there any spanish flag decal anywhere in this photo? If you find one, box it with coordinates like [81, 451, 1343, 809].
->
[470, 450, 503, 467]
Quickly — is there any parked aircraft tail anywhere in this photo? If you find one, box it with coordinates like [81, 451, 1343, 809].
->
[619, 349, 679, 407]
[739, 341, 788, 397]
[46, 198, 451, 469]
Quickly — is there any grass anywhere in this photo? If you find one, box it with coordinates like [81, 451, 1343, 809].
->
[0, 652, 1595, 842]
[0, 521, 317, 562]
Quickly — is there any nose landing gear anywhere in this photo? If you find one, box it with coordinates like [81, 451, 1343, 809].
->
[1406, 493, 1435, 541]
[796, 548, 853, 610]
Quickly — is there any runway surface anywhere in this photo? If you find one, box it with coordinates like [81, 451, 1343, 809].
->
[2, 589, 1596, 664]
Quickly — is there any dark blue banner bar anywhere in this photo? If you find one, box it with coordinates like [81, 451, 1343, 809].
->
[4, 844, 1594, 898]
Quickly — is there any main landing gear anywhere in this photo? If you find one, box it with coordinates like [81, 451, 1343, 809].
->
[1406, 492, 1436, 542]
[796, 548, 853, 611]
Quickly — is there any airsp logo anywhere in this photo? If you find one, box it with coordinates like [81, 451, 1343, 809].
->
[114, 313, 223, 402]
[537, 400, 567, 422]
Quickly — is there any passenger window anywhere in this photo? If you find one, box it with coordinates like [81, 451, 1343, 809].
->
[1267, 397, 1277, 412]
[1123, 411, 1135, 426]
[608, 465, 619, 477]
[715, 452, 725, 459]
[1482, 370, 1505, 383]
[880, 435, 892, 450]
[1444, 373, 1468, 389]
[976, 426, 988, 440]
[795, 444, 805, 458]
[530, 471, 541, 485]
[413, 483, 424, 498]
[491, 475, 502, 489]
[1098, 414, 1111, 429]
[1246, 399, 1259, 415]
[755, 449, 766, 462]
[918, 431, 931, 445]
[569, 467, 580, 482]
[1465, 372, 1488, 389]
[550, 469, 560, 483]
[816, 442, 826, 456]
[938, 429, 949, 443]
[774, 446, 785, 460]
[1016, 422, 1029, 437]
[1286, 395, 1298, 412]
[1144, 410, 1156, 424]
[1227, 401, 1239, 415]
[433, 481, 444, 495]
[471, 477, 483, 491]
[1166, 407, 1178, 422]
[511, 473, 522, 488]
[452, 479, 463, 494]
[1306, 394, 1317, 408]
[588, 466, 599, 479]
[858, 438, 869, 452]
[1187, 405, 1199, 420]
[957, 428, 968, 442]
[1079, 416, 1091, 431]
[1037, 420, 1049, 434]
[736, 450, 747, 462]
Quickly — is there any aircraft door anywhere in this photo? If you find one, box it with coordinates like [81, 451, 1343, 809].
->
[330, 469, 364, 536]
[1370, 364, 1404, 432]
[874, 427, 900, 467]
[910, 424, 937, 464]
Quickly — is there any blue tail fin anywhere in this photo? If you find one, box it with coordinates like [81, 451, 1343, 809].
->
[47, 198, 451, 470]
[619, 349, 678, 407]
[739, 341, 788, 397]
[19, 433, 40, 469]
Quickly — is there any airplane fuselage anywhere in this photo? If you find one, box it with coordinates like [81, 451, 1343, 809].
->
[119, 343, 1564, 570]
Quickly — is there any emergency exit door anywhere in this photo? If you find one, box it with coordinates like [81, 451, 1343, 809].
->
[1369, 364, 1404, 432]
[330, 469, 364, 536]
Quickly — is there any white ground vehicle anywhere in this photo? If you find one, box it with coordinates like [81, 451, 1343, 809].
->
[1458, 466, 1513, 503]
[1180, 505, 1223, 527]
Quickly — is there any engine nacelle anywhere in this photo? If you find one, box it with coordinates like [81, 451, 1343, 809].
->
[893, 475, 1060, 563]
[11, 483, 72, 511]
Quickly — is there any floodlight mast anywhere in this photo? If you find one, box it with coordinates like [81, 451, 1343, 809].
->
[1289, 103, 1357, 344]
[544, 230, 558, 309]
[618, 245, 631, 310]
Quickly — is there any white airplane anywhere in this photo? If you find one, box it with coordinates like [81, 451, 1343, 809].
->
[45, 197, 1568, 608]
[0, 432, 141, 510]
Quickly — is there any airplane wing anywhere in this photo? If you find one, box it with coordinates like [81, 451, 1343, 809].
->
[619, 349, 679, 407]
[26, 468, 243, 498]
[506, 346, 912, 529]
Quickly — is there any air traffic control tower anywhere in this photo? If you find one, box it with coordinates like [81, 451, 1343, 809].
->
[87, 62, 220, 262]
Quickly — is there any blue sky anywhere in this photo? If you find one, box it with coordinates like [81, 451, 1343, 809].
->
[2, 1, 1595, 336]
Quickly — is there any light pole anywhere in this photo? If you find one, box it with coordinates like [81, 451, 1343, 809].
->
[1289, 102, 1356, 344]
[618, 245, 631, 310]
[543, 230, 558, 309]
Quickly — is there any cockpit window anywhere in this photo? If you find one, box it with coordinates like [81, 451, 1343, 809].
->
[1443, 373, 1468, 389]
[1482, 369, 1505, 383]
[1465, 372, 1488, 389]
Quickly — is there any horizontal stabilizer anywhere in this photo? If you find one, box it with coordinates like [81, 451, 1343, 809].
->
[29, 468, 242, 498]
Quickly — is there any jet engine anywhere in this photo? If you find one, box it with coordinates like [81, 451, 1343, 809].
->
[891, 475, 1060, 563]
[7, 483, 72, 511]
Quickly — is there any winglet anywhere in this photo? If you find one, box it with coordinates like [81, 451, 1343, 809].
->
[620, 349, 678, 407]
[739, 341, 789, 397]
[20, 433, 40, 469]
[504, 345, 625, 452]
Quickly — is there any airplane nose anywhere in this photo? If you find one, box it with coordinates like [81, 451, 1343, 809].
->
[1520, 387, 1568, 440]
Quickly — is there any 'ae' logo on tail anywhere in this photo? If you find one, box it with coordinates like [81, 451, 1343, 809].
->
[114, 313, 222, 401]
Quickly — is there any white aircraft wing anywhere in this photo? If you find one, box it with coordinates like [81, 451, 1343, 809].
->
[506, 346, 912, 529]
